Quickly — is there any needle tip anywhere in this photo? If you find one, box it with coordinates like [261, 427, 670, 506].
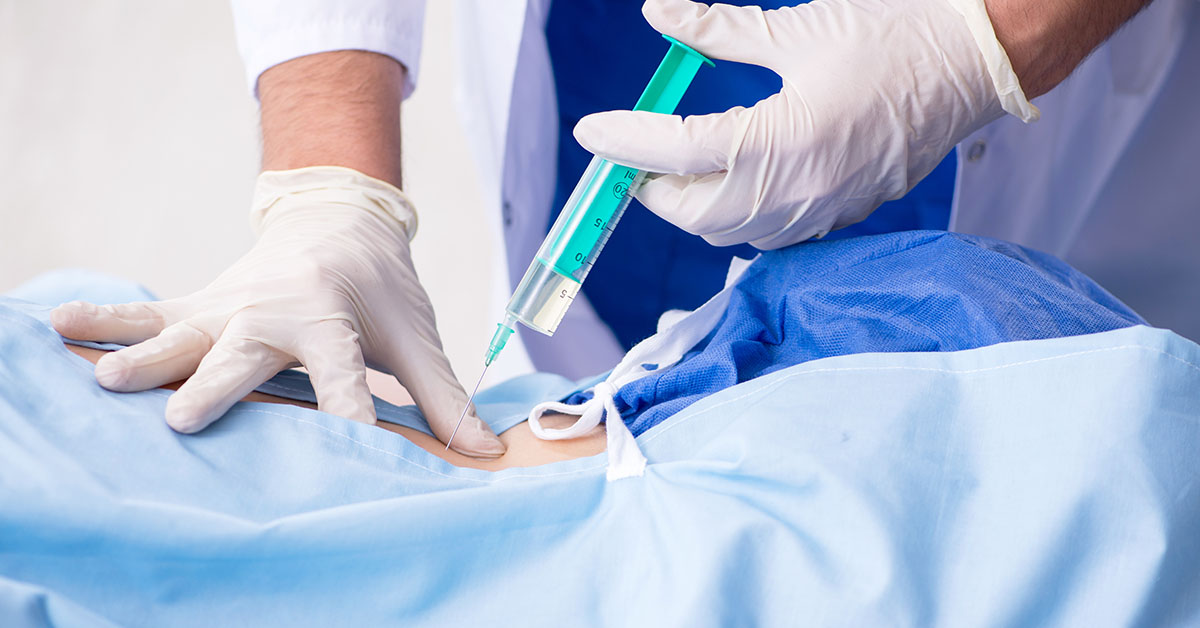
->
[444, 364, 490, 452]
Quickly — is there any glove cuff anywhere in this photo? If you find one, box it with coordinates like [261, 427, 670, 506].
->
[942, 0, 1041, 123]
[250, 166, 419, 240]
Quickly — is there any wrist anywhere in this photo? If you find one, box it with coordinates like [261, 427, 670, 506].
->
[258, 50, 406, 188]
[983, 0, 1152, 98]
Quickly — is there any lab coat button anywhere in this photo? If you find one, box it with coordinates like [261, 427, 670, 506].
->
[967, 140, 987, 162]
[502, 201, 513, 227]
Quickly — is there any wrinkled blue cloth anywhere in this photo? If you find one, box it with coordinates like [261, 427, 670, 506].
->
[1, 291, 1199, 626]
[585, 231, 1145, 436]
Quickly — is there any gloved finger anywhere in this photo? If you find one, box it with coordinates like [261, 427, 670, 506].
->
[395, 336, 505, 459]
[630, 92, 810, 247]
[50, 300, 181, 345]
[642, 0, 782, 68]
[573, 107, 744, 176]
[297, 320, 377, 425]
[368, 242, 505, 458]
[638, 171, 800, 248]
[378, 320, 505, 458]
[634, 171, 741, 237]
[164, 332, 291, 434]
[93, 321, 213, 392]
[745, 204, 839, 250]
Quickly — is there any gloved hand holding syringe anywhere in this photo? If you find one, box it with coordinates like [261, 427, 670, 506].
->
[446, 36, 714, 449]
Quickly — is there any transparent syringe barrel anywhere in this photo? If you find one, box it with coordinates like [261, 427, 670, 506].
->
[507, 155, 646, 335]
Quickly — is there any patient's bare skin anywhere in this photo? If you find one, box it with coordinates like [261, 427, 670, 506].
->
[65, 343, 606, 471]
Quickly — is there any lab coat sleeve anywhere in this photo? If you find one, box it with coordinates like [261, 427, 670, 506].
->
[228, 0, 426, 98]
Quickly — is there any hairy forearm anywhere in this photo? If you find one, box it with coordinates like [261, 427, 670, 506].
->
[985, 0, 1153, 98]
[258, 51, 405, 187]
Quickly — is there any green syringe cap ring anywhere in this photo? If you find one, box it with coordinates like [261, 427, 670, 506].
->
[485, 322, 515, 366]
[662, 35, 716, 67]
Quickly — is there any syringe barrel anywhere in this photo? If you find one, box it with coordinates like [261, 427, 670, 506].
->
[504, 36, 712, 337]
[506, 156, 643, 335]
[541, 155, 646, 282]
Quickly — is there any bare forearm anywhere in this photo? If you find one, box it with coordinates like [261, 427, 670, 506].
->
[986, 0, 1152, 98]
[258, 51, 406, 187]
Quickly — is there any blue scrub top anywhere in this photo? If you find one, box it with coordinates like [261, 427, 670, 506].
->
[546, 0, 957, 350]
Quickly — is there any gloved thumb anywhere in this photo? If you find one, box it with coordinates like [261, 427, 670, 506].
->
[573, 107, 743, 176]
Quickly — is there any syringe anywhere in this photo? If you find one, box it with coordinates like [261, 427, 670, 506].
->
[446, 36, 713, 451]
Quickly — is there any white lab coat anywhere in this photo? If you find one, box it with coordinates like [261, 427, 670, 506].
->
[231, 0, 1200, 377]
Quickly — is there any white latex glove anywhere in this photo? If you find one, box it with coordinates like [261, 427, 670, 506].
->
[574, 0, 1039, 250]
[50, 166, 506, 458]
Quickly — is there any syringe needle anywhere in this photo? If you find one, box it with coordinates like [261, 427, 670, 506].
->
[445, 364, 489, 452]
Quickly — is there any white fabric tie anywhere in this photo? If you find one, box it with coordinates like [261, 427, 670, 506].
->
[528, 381, 643, 481]
[527, 256, 759, 481]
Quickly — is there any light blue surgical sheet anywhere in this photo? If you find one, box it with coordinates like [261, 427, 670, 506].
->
[1, 297, 1199, 627]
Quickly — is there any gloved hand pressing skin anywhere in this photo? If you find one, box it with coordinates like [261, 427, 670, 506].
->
[575, 0, 1039, 250]
[50, 166, 506, 458]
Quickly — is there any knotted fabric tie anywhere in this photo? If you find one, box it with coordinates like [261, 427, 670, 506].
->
[528, 382, 644, 480]
[526, 255, 759, 482]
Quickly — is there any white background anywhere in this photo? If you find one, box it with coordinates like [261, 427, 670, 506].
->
[0, 1, 497, 389]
